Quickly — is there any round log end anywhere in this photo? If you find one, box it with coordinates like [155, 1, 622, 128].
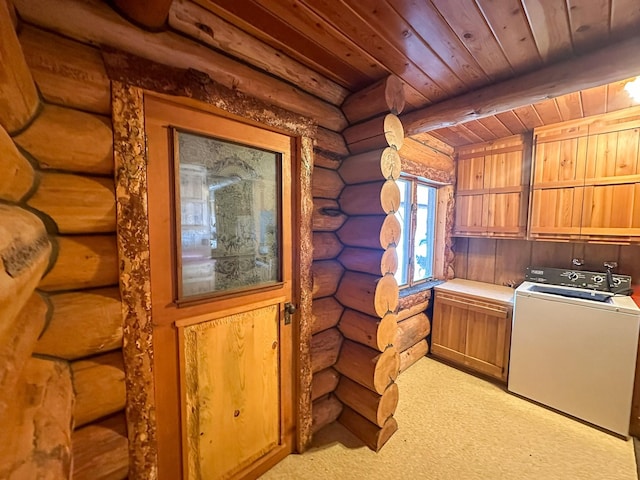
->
[373, 346, 400, 394]
[374, 273, 399, 318]
[384, 76, 405, 115]
[380, 247, 398, 276]
[377, 312, 398, 351]
[380, 179, 400, 214]
[380, 147, 402, 180]
[379, 213, 401, 249]
[378, 382, 399, 425]
[383, 114, 404, 151]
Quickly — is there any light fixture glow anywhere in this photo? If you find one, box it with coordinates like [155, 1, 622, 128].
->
[624, 77, 640, 102]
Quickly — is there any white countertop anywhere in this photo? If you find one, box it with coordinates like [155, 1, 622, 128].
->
[434, 278, 515, 306]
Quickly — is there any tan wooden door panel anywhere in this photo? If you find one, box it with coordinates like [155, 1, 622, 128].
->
[181, 304, 280, 480]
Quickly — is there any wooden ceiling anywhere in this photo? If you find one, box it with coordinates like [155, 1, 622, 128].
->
[194, 0, 640, 147]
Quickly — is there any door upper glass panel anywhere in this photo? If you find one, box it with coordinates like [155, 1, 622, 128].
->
[174, 129, 281, 299]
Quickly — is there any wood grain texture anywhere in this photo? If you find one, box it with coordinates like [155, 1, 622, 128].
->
[338, 405, 398, 452]
[310, 327, 343, 373]
[338, 309, 398, 353]
[0, 0, 39, 134]
[114, 0, 173, 29]
[335, 376, 398, 427]
[311, 394, 342, 434]
[19, 25, 111, 115]
[311, 368, 340, 400]
[334, 340, 399, 394]
[27, 173, 116, 234]
[35, 287, 122, 360]
[14, 104, 114, 174]
[312, 260, 344, 299]
[71, 351, 126, 428]
[312, 166, 344, 199]
[38, 235, 118, 291]
[0, 124, 34, 202]
[0, 357, 73, 480]
[311, 296, 344, 335]
[71, 412, 129, 480]
[312, 232, 343, 261]
[398, 339, 429, 374]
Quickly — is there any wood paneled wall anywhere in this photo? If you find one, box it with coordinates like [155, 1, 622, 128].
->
[454, 237, 640, 288]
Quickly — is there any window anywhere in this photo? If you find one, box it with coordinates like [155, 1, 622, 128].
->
[394, 176, 437, 288]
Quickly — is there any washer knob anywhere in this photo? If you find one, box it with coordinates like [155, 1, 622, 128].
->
[592, 275, 604, 284]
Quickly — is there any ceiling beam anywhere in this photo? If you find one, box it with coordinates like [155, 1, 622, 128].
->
[401, 35, 640, 136]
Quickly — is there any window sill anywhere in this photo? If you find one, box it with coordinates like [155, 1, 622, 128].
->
[399, 279, 445, 298]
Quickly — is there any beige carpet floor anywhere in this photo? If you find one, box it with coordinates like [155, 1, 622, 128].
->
[261, 357, 637, 480]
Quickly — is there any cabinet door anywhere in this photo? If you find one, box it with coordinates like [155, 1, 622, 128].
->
[581, 183, 640, 238]
[464, 305, 511, 381]
[529, 187, 583, 238]
[454, 194, 488, 235]
[486, 191, 525, 236]
[431, 294, 467, 365]
[457, 155, 486, 192]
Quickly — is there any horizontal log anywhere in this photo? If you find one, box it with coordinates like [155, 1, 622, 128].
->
[27, 172, 116, 234]
[71, 351, 126, 428]
[314, 151, 342, 170]
[0, 357, 73, 480]
[315, 127, 348, 157]
[313, 232, 343, 261]
[338, 246, 398, 276]
[311, 368, 340, 401]
[338, 405, 398, 452]
[336, 271, 399, 318]
[338, 309, 398, 353]
[337, 214, 401, 250]
[0, 124, 34, 202]
[397, 293, 431, 314]
[114, 0, 172, 29]
[312, 296, 344, 335]
[0, 0, 39, 134]
[335, 376, 398, 427]
[19, 25, 111, 115]
[312, 260, 344, 299]
[339, 179, 400, 215]
[310, 327, 343, 373]
[169, 0, 348, 106]
[339, 147, 401, 184]
[14, 104, 114, 174]
[396, 313, 431, 352]
[399, 137, 455, 175]
[342, 75, 405, 124]
[35, 287, 123, 360]
[71, 412, 129, 480]
[312, 166, 345, 199]
[0, 292, 47, 418]
[39, 235, 119, 291]
[399, 339, 429, 374]
[0, 205, 51, 343]
[343, 114, 404, 155]
[312, 198, 347, 232]
[312, 394, 343, 434]
[14, 0, 348, 131]
[401, 35, 640, 135]
[334, 340, 399, 394]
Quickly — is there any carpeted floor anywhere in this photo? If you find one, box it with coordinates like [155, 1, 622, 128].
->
[261, 357, 637, 480]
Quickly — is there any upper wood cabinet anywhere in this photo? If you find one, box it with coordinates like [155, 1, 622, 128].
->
[454, 134, 531, 238]
[529, 106, 640, 242]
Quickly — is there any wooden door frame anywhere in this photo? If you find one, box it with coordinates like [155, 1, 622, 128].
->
[112, 82, 315, 480]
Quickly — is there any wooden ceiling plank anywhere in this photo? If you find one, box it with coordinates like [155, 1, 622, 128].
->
[339, 0, 468, 96]
[429, 128, 470, 148]
[611, 0, 640, 40]
[567, 0, 611, 52]
[531, 98, 562, 125]
[401, 35, 640, 135]
[301, 0, 446, 102]
[555, 91, 583, 121]
[386, 0, 490, 89]
[474, 0, 543, 73]
[410, 132, 455, 156]
[512, 105, 543, 130]
[606, 79, 638, 113]
[580, 84, 608, 117]
[477, 116, 514, 139]
[251, 0, 390, 87]
[169, 0, 349, 106]
[521, 0, 573, 62]
[495, 111, 527, 134]
[430, 0, 513, 81]
[461, 120, 497, 142]
[449, 123, 484, 144]
[195, 0, 372, 88]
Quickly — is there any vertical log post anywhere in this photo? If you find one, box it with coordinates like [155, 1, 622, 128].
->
[331, 75, 406, 450]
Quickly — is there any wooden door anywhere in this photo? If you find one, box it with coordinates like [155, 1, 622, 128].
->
[431, 292, 468, 365]
[144, 95, 296, 480]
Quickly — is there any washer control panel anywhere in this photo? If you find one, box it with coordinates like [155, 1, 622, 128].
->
[525, 266, 632, 293]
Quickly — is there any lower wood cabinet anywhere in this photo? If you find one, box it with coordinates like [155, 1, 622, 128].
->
[432, 281, 513, 382]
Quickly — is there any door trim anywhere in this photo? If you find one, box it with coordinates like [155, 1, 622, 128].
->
[112, 83, 315, 479]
